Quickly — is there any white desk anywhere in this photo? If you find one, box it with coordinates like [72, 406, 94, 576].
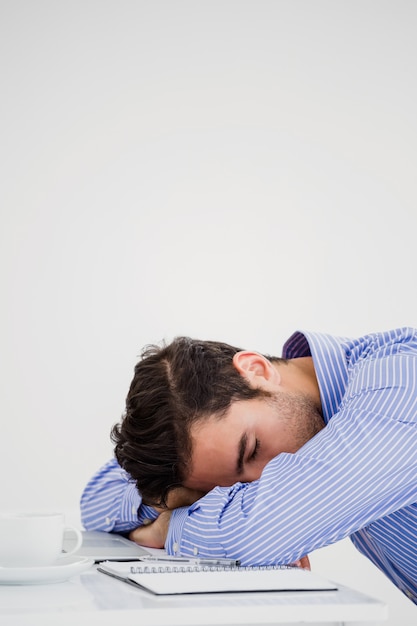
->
[0, 563, 387, 626]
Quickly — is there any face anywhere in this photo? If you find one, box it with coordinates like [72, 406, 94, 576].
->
[185, 391, 325, 491]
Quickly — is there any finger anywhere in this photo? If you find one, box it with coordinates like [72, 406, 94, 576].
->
[291, 555, 311, 570]
[298, 555, 311, 570]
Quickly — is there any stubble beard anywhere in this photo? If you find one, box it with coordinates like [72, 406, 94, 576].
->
[268, 390, 326, 452]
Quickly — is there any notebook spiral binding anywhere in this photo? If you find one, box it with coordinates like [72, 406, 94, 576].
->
[129, 564, 295, 574]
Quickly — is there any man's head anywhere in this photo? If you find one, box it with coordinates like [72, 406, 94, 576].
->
[111, 337, 324, 505]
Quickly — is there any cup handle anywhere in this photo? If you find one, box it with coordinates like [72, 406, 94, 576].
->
[61, 525, 83, 557]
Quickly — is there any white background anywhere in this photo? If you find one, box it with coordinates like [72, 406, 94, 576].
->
[1, 1, 416, 622]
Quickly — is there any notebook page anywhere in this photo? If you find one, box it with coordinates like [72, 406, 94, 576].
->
[127, 567, 338, 595]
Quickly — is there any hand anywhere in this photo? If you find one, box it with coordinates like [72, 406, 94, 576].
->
[151, 486, 207, 512]
[129, 510, 172, 549]
[130, 487, 206, 549]
[292, 555, 311, 570]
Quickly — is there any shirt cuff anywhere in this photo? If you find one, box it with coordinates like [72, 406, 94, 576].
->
[123, 481, 159, 527]
[165, 506, 189, 555]
[121, 481, 143, 521]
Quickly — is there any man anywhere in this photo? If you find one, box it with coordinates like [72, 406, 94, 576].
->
[81, 327, 417, 603]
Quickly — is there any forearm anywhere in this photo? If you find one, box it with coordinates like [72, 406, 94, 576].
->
[166, 410, 417, 564]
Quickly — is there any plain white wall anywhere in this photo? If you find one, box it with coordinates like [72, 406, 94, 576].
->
[1, 1, 416, 622]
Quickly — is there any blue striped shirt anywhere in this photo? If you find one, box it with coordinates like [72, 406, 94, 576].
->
[80, 327, 417, 603]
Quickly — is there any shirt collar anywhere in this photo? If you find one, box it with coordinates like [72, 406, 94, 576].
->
[282, 330, 349, 423]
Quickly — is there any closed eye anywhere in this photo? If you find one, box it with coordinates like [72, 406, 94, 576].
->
[249, 438, 260, 462]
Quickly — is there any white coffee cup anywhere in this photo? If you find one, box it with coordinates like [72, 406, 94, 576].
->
[0, 511, 83, 568]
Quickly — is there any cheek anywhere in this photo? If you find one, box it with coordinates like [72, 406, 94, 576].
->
[254, 446, 279, 477]
[241, 458, 270, 483]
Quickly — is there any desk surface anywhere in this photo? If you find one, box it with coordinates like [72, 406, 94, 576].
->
[0, 563, 387, 626]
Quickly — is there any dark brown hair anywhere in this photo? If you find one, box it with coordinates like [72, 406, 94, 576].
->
[111, 336, 283, 505]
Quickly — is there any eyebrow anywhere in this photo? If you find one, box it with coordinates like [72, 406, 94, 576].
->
[236, 433, 248, 475]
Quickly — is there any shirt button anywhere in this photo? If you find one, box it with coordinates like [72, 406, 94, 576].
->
[173, 543, 179, 553]
[193, 547, 199, 556]
[105, 517, 111, 525]
[131, 505, 137, 515]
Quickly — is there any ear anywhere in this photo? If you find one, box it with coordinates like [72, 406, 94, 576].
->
[232, 351, 281, 389]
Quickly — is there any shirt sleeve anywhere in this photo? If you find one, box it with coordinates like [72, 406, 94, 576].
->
[166, 385, 417, 564]
[80, 458, 159, 533]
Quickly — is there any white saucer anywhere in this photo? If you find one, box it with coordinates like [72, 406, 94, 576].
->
[0, 555, 94, 585]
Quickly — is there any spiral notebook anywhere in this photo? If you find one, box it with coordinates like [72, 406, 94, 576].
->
[97, 560, 338, 595]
